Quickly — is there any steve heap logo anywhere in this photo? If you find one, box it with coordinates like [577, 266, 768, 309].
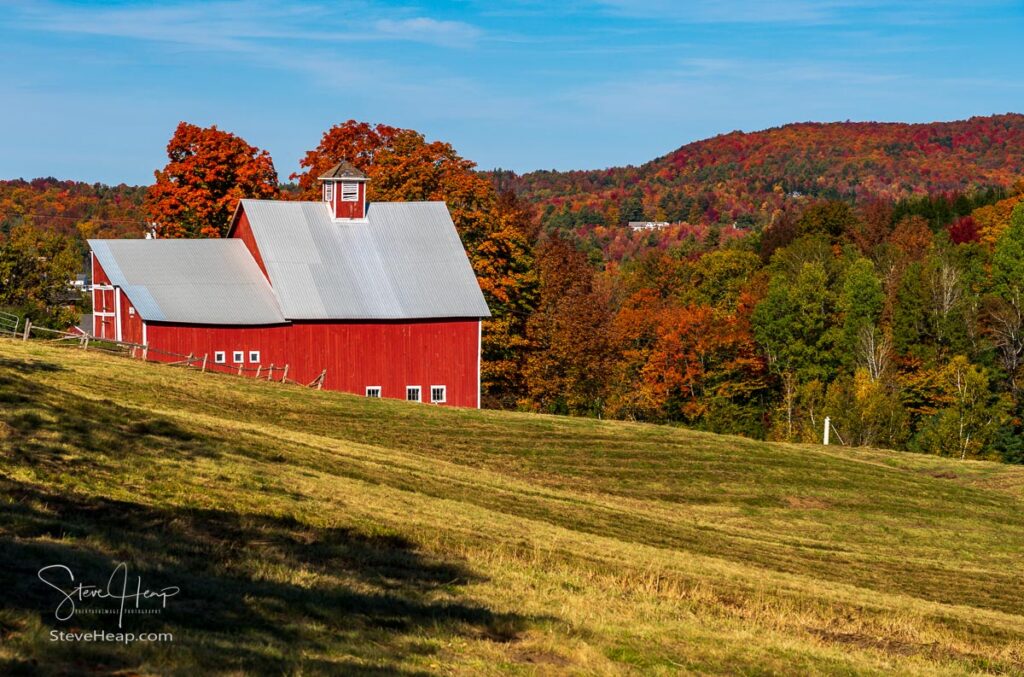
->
[37, 562, 180, 630]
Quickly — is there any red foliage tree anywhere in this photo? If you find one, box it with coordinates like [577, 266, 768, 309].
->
[146, 122, 278, 238]
[948, 216, 980, 244]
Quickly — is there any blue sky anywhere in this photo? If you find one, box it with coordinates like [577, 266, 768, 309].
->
[1, 0, 1021, 185]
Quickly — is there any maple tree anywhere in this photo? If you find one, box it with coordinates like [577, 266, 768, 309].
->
[146, 122, 279, 238]
[640, 301, 767, 433]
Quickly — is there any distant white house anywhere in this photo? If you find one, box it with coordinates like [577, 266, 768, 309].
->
[628, 221, 670, 232]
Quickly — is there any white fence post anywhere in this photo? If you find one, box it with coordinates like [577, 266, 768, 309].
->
[823, 416, 831, 446]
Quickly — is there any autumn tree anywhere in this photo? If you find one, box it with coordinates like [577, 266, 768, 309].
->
[686, 249, 761, 310]
[913, 356, 1009, 460]
[476, 191, 540, 406]
[146, 122, 279, 238]
[641, 299, 767, 435]
[524, 235, 614, 416]
[293, 121, 496, 246]
[292, 121, 399, 198]
[824, 369, 908, 448]
[797, 200, 859, 240]
[0, 222, 80, 327]
[851, 198, 894, 254]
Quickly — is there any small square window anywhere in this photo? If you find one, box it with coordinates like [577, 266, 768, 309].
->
[214, 351, 226, 364]
[365, 386, 381, 398]
[406, 386, 421, 402]
[249, 351, 261, 363]
[232, 351, 244, 363]
[430, 385, 446, 404]
[128, 306, 135, 316]
[323, 183, 333, 202]
[341, 182, 359, 202]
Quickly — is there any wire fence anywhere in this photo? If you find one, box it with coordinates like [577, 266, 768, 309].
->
[10, 319, 327, 390]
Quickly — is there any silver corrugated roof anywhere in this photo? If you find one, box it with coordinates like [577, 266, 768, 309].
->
[88, 239, 286, 325]
[238, 200, 491, 320]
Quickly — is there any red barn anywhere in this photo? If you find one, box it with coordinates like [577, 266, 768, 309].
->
[88, 162, 490, 407]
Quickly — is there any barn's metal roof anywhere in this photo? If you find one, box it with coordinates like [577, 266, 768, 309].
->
[88, 239, 286, 325]
[238, 200, 491, 320]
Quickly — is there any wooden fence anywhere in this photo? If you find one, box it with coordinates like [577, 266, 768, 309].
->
[12, 320, 327, 390]
[0, 311, 20, 338]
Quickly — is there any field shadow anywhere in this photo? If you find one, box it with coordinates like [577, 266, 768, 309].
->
[0, 368, 213, 470]
[0, 355, 65, 374]
[0, 477, 529, 674]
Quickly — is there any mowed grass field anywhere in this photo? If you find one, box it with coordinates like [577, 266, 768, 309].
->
[1, 340, 1024, 675]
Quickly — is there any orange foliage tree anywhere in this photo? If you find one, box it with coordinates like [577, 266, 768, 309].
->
[641, 298, 767, 433]
[146, 122, 279, 238]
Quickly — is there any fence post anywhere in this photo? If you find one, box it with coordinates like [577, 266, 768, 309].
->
[318, 369, 325, 390]
[267, 364, 274, 381]
[281, 364, 289, 383]
[83, 336, 89, 351]
[201, 354, 208, 373]
[186, 352, 194, 368]
[22, 319, 31, 341]
[823, 416, 831, 446]
[237, 363, 244, 376]
[142, 344, 148, 361]
[255, 365, 262, 379]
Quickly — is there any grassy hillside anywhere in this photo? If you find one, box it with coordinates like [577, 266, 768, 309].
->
[2, 340, 1024, 675]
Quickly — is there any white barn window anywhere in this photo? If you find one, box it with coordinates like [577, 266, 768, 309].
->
[406, 386, 421, 402]
[249, 351, 261, 363]
[430, 385, 446, 404]
[214, 351, 226, 364]
[323, 183, 333, 202]
[366, 386, 382, 398]
[232, 351, 244, 363]
[341, 182, 359, 202]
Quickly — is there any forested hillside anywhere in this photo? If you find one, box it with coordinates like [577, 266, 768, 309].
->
[0, 178, 146, 241]
[499, 114, 1024, 231]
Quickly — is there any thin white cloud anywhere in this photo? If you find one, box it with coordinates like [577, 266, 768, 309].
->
[373, 18, 482, 47]
[8, 0, 484, 50]
[589, 0, 1015, 25]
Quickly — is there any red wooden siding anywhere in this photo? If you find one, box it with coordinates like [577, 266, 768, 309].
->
[118, 291, 144, 344]
[333, 181, 366, 220]
[144, 319, 480, 407]
[91, 254, 117, 339]
[231, 210, 269, 278]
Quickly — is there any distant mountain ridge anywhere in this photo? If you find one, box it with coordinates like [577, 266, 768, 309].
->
[501, 113, 1024, 226]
